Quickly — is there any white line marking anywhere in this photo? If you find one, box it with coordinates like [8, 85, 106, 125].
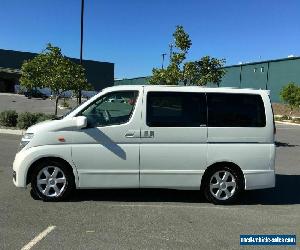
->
[21, 225, 56, 250]
[105, 203, 232, 210]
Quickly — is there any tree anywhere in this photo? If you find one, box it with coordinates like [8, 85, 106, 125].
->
[149, 25, 226, 86]
[194, 56, 226, 86]
[280, 82, 300, 117]
[149, 25, 190, 85]
[20, 43, 92, 115]
[20, 53, 47, 92]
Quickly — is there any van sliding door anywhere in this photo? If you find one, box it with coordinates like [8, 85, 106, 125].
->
[139, 90, 208, 189]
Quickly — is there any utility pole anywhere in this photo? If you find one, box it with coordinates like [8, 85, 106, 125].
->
[161, 53, 167, 69]
[169, 43, 173, 61]
[79, 0, 84, 104]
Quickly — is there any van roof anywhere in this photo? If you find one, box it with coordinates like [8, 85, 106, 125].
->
[105, 85, 269, 95]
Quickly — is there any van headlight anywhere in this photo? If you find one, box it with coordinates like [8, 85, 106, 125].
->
[19, 133, 34, 151]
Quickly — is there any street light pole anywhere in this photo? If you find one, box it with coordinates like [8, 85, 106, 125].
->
[161, 53, 167, 69]
[79, 0, 85, 104]
[169, 43, 173, 61]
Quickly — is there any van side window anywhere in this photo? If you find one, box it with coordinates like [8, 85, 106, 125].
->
[207, 93, 266, 127]
[146, 92, 206, 127]
[81, 91, 138, 127]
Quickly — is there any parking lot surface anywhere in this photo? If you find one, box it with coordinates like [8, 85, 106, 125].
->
[0, 93, 78, 116]
[0, 123, 299, 249]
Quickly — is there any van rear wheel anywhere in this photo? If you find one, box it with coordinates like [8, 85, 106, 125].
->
[31, 160, 74, 201]
[203, 166, 243, 205]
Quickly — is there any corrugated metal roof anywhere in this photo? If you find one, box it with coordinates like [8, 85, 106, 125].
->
[223, 56, 300, 68]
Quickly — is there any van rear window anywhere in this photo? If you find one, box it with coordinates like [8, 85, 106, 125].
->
[207, 93, 266, 127]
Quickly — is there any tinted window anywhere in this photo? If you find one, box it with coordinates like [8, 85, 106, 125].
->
[81, 91, 138, 127]
[207, 93, 266, 127]
[147, 92, 206, 127]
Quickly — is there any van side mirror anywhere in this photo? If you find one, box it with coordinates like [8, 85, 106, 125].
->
[75, 116, 87, 129]
[48, 116, 87, 132]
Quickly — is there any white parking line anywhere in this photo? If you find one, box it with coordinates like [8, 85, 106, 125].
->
[21, 225, 56, 250]
[106, 203, 233, 210]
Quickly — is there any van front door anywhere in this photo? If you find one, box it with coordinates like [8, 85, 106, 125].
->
[139, 90, 208, 189]
[71, 89, 142, 188]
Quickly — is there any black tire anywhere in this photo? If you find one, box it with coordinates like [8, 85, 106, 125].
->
[203, 166, 243, 205]
[30, 159, 75, 201]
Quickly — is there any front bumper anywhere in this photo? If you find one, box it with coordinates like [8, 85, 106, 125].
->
[12, 151, 28, 188]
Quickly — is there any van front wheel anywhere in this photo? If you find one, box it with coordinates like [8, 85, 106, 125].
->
[204, 166, 243, 205]
[31, 160, 74, 201]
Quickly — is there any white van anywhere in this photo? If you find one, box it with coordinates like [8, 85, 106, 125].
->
[13, 85, 276, 204]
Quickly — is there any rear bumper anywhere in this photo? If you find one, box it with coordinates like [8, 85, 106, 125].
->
[244, 170, 275, 190]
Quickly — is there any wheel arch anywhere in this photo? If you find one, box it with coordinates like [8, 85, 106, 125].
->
[26, 156, 78, 186]
[200, 161, 245, 191]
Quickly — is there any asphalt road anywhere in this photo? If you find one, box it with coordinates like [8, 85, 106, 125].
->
[0, 123, 299, 250]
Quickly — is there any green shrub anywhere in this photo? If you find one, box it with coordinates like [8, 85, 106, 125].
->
[17, 112, 39, 129]
[280, 83, 300, 114]
[281, 115, 289, 120]
[35, 113, 56, 123]
[17, 112, 55, 129]
[0, 110, 18, 127]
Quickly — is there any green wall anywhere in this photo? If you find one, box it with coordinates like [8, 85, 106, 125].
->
[219, 65, 241, 88]
[115, 57, 300, 103]
[115, 77, 150, 85]
[268, 59, 300, 102]
[241, 63, 268, 90]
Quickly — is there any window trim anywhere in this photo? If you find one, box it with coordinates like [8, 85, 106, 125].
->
[146, 91, 207, 128]
[77, 90, 139, 128]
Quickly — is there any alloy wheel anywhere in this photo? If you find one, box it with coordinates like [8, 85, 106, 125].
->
[209, 170, 237, 201]
[36, 166, 67, 197]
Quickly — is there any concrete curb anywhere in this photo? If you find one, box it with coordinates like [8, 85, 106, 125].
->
[275, 121, 300, 126]
[0, 128, 24, 135]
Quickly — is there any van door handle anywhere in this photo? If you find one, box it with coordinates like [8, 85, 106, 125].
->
[125, 130, 140, 138]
